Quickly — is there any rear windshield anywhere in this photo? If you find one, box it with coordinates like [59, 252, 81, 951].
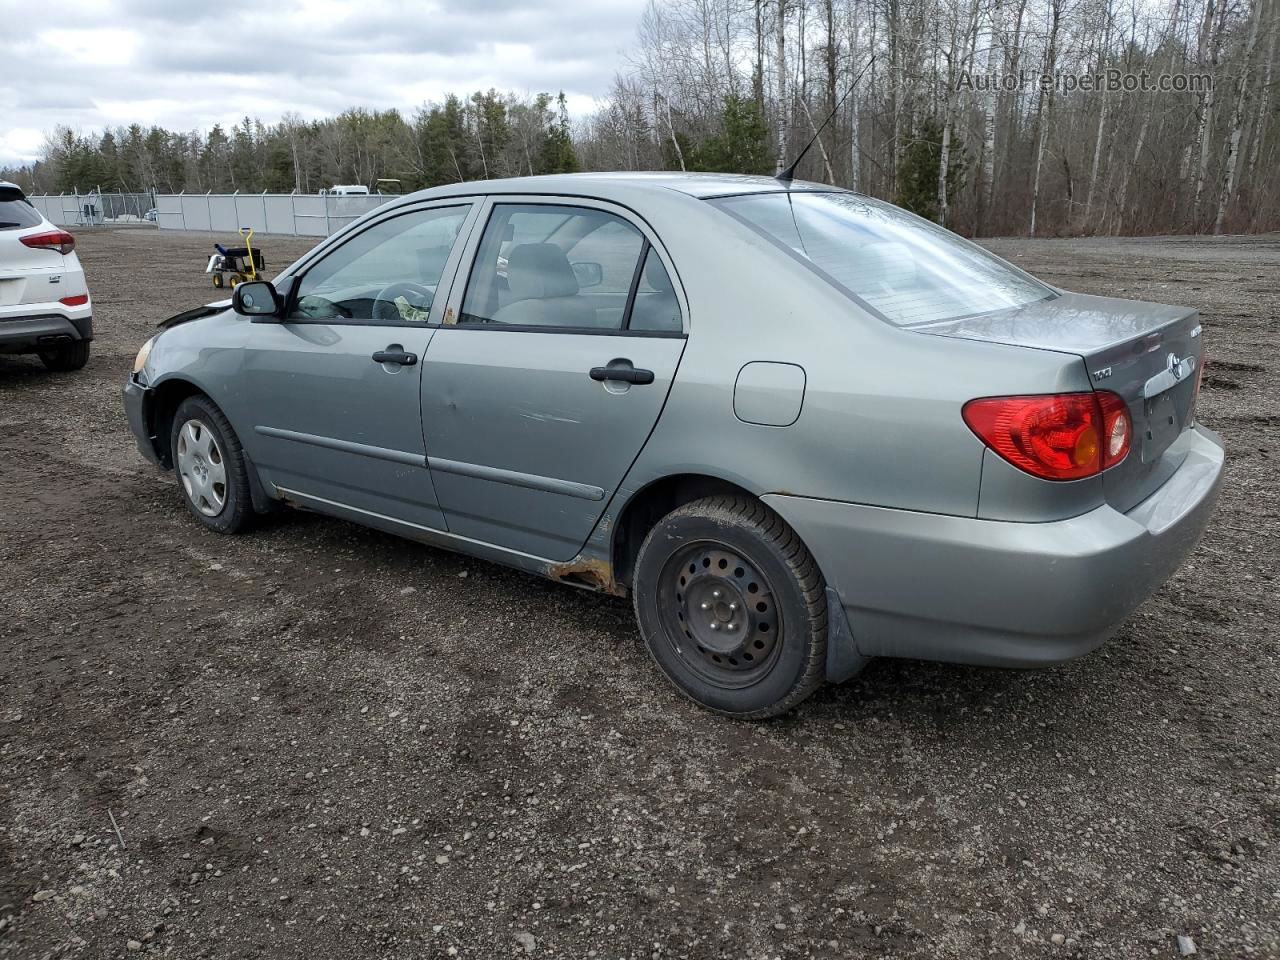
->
[0, 197, 42, 231]
[711, 191, 1054, 326]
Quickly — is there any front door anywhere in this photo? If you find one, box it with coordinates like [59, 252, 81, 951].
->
[421, 199, 687, 560]
[240, 201, 476, 530]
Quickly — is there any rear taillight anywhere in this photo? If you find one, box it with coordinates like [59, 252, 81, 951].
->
[59, 294, 89, 307]
[20, 230, 75, 255]
[1096, 390, 1131, 467]
[963, 391, 1132, 481]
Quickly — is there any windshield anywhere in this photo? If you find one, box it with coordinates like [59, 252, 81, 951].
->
[712, 191, 1054, 326]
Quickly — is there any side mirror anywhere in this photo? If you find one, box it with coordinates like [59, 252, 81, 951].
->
[571, 261, 604, 289]
[232, 280, 281, 317]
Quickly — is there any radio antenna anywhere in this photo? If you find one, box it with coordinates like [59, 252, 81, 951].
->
[776, 55, 876, 184]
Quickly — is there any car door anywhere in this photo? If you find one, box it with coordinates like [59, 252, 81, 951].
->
[420, 197, 687, 561]
[240, 200, 478, 531]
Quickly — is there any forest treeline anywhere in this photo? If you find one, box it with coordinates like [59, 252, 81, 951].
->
[3, 0, 1276, 237]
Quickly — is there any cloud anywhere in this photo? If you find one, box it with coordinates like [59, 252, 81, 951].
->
[0, 0, 642, 167]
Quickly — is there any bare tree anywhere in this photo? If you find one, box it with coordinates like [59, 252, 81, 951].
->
[1214, 0, 1265, 232]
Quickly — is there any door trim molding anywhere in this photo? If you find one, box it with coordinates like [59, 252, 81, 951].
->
[257, 426, 606, 501]
[427, 456, 606, 501]
[255, 425, 426, 467]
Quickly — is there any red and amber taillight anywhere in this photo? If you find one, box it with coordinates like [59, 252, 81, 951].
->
[20, 230, 76, 255]
[963, 391, 1131, 481]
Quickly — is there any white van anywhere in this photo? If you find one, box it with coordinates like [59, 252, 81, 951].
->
[322, 185, 370, 196]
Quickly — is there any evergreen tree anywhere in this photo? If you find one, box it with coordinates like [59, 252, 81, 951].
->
[893, 117, 966, 224]
[98, 130, 123, 189]
[469, 90, 511, 179]
[538, 93, 581, 174]
[416, 94, 471, 186]
[688, 97, 772, 175]
[202, 124, 231, 191]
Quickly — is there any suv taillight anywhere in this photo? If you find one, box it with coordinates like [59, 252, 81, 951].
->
[21, 230, 75, 255]
[963, 391, 1132, 481]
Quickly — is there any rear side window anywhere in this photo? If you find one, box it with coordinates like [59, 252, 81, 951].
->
[290, 205, 470, 323]
[628, 248, 681, 333]
[460, 204, 648, 331]
[713, 192, 1053, 327]
[0, 198, 42, 231]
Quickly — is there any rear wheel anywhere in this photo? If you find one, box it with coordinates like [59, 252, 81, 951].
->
[170, 395, 253, 534]
[632, 496, 827, 718]
[211, 273, 224, 289]
[38, 340, 90, 372]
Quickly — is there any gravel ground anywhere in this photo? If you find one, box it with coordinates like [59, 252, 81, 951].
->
[1, 227, 1277, 960]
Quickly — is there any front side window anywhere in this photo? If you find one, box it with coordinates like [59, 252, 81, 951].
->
[460, 204, 649, 330]
[713, 192, 1053, 327]
[290, 205, 470, 323]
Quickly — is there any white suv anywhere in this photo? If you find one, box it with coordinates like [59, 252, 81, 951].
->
[0, 181, 93, 371]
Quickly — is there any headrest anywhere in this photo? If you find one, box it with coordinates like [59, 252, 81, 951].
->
[507, 243, 579, 299]
[644, 255, 674, 295]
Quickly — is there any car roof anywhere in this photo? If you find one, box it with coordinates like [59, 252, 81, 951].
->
[393, 171, 842, 207]
[0, 180, 24, 197]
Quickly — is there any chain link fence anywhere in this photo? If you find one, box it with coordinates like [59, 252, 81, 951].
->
[25, 190, 398, 237]
[27, 191, 156, 226]
[154, 192, 395, 236]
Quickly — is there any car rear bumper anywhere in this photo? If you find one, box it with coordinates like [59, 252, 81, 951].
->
[0, 313, 93, 353]
[763, 424, 1225, 668]
[123, 376, 160, 465]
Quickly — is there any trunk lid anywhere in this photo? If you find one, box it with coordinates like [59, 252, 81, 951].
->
[919, 291, 1204, 512]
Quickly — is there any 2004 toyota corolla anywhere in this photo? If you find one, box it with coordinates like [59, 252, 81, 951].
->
[122, 172, 1224, 718]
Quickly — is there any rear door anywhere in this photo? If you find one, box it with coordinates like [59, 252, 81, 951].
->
[239, 200, 478, 530]
[421, 197, 687, 561]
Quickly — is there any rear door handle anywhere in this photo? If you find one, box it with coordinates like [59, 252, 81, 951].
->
[372, 348, 417, 366]
[590, 365, 654, 385]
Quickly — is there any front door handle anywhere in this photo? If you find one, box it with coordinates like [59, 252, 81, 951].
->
[372, 347, 417, 366]
[589, 364, 654, 385]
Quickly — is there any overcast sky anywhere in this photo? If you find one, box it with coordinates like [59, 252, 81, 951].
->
[0, 0, 646, 168]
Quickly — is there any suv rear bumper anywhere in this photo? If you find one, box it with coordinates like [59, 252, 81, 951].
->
[763, 424, 1225, 668]
[0, 313, 93, 354]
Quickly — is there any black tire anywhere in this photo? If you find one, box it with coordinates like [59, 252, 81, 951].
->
[211, 273, 224, 289]
[38, 340, 90, 372]
[633, 495, 827, 718]
[169, 394, 254, 534]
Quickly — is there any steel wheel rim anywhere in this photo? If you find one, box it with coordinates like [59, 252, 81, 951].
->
[176, 419, 227, 518]
[656, 540, 782, 689]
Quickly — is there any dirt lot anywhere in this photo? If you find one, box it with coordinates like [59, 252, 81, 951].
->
[1, 227, 1277, 960]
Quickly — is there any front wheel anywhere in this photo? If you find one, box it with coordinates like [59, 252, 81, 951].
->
[170, 395, 254, 534]
[632, 496, 828, 718]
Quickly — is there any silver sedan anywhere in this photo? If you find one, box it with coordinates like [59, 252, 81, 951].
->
[123, 173, 1224, 717]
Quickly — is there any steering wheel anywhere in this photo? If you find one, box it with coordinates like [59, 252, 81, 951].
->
[373, 281, 434, 322]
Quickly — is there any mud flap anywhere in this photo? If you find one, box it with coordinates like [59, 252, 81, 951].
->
[825, 586, 871, 683]
[241, 451, 280, 515]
